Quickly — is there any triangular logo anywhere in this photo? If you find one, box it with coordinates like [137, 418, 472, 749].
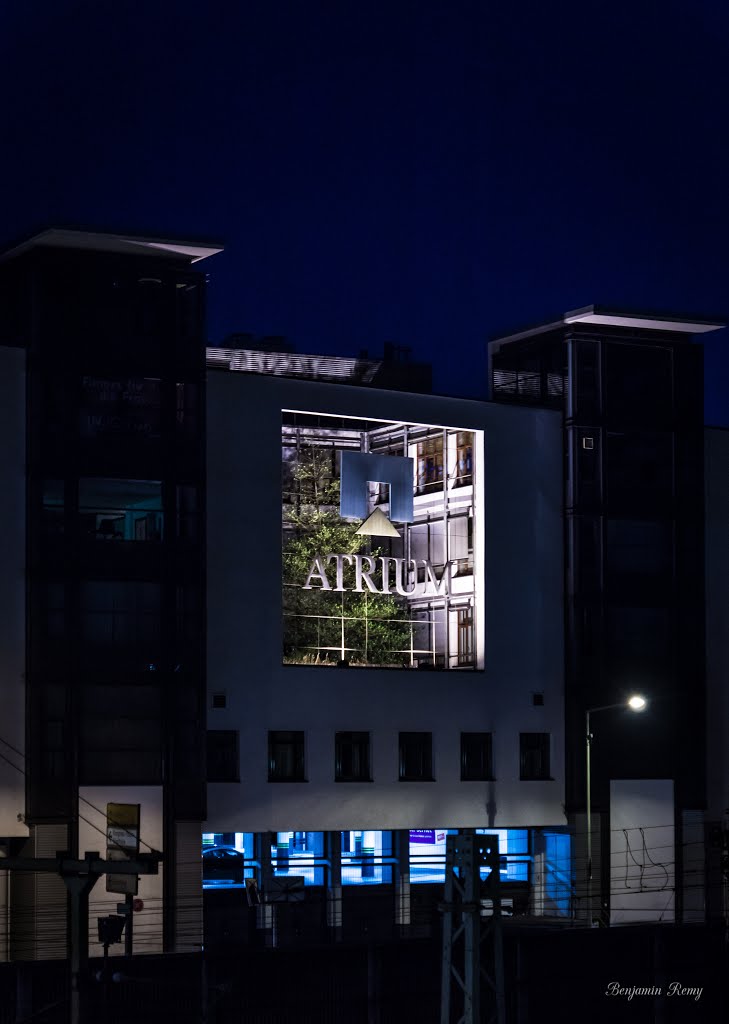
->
[355, 507, 400, 538]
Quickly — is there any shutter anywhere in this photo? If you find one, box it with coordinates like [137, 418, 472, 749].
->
[175, 821, 202, 952]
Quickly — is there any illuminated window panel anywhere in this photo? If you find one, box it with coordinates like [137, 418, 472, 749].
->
[271, 831, 326, 886]
[201, 832, 256, 889]
[408, 829, 454, 884]
[281, 412, 483, 670]
[476, 828, 531, 883]
[341, 830, 394, 886]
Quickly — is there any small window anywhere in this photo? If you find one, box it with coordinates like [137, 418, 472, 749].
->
[520, 733, 551, 781]
[211, 693, 227, 710]
[582, 437, 594, 450]
[461, 732, 493, 781]
[532, 692, 544, 707]
[268, 730, 306, 782]
[335, 731, 371, 782]
[399, 732, 434, 781]
[207, 730, 239, 783]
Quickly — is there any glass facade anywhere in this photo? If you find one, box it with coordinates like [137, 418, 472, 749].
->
[281, 411, 482, 669]
[202, 828, 548, 892]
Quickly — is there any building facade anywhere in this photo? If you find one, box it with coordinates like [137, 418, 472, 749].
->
[203, 360, 567, 930]
[1, 233, 726, 962]
[0, 229, 220, 959]
[490, 305, 726, 925]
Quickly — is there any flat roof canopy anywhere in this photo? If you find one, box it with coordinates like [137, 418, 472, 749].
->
[491, 304, 726, 348]
[0, 228, 223, 264]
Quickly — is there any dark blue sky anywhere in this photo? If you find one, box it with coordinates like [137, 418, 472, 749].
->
[2, 1, 728, 420]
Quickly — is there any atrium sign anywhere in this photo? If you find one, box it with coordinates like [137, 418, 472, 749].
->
[303, 553, 450, 597]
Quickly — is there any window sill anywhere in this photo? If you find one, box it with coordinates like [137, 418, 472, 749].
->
[267, 778, 308, 784]
[335, 778, 374, 783]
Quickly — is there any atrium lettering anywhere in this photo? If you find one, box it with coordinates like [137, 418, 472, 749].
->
[303, 554, 449, 597]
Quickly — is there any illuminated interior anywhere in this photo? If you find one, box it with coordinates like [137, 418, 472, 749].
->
[281, 411, 484, 669]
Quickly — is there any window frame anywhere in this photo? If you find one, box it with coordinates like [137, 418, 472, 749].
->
[519, 732, 551, 781]
[460, 731, 494, 781]
[398, 731, 434, 782]
[268, 730, 307, 783]
[335, 731, 372, 783]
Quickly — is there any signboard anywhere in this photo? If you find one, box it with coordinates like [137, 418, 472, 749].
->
[409, 830, 436, 845]
[409, 830, 447, 845]
[106, 803, 140, 895]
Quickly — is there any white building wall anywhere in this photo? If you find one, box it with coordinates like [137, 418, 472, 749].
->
[78, 786, 164, 957]
[0, 346, 27, 837]
[610, 779, 675, 925]
[206, 373, 565, 832]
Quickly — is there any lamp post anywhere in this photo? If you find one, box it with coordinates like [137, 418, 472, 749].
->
[585, 694, 647, 927]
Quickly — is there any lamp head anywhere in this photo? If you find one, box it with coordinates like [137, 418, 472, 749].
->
[627, 694, 647, 712]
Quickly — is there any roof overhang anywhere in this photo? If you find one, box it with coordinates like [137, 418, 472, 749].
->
[563, 305, 724, 335]
[0, 228, 223, 264]
[491, 304, 726, 348]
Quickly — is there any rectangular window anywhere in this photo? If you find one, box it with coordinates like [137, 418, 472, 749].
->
[461, 732, 493, 781]
[455, 431, 473, 485]
[335, 731, 371, 782]
[78, 478, 163, 542]
[408, 829, 458, 884]
[270, 831, 324, 885]
[457, 607, 474, 665]
[341, 830, 394, 885]
[207, 730, 240, 782]
[78, 581, 162, 670]
[416, 435, 444, 492]
[268, 730, 306, 782]
[520, 733, 551, 780]
[79, 684, 162, 785]
[399, 731, 434, 781]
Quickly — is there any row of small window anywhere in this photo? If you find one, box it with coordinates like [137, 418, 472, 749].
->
[207, 730, 552, 783]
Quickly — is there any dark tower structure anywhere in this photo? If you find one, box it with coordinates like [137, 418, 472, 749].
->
[0, 229, 221, 954]
[489, 305, 725, 923]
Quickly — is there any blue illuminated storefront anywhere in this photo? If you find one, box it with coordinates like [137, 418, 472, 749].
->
[202, 827, 572, 915]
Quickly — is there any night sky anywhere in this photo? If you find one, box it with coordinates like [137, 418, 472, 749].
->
[3, 2, 729, 421]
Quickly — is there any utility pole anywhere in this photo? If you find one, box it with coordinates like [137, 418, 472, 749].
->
[2, 850, 161, 1024]
[440, 833, 505, 1024]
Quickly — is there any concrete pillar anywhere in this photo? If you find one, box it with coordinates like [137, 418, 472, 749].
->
[394, 830, 410, 933]
[326, 830, 342, 941]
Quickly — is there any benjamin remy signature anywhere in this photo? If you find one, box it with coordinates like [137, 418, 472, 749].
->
[606, 982, 703, 1002]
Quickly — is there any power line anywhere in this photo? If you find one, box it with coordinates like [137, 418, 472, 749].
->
[0, 734, 158, 853]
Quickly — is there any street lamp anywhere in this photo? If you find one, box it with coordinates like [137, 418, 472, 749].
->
[585, 694, 647, 927]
